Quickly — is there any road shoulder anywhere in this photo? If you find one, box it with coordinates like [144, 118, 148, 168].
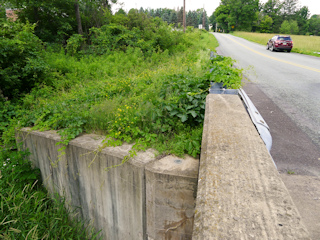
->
[280, 174, 320, 239]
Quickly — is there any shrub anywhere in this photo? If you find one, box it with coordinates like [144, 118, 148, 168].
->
[0, 21, 51, 100]
[280, 20, 299, 35]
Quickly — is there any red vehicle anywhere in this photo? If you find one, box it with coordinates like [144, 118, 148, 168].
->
[266, 35, 293, 52]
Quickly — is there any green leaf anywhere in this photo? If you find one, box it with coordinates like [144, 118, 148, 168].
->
[165, 105, 172, 111]
[180, 114, 188, 122]
[188, 110, 197, 118]
[169, 110, 178, 116]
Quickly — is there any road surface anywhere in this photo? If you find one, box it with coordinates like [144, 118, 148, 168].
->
[212, 32, 320, 176]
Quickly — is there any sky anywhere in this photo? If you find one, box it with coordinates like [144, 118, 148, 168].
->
[112, 0, 320, 17]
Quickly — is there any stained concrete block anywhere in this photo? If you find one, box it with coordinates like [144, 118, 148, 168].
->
[192, 94, 310, 239]
[17, 128, 156, 240]
[146, 155, 199, 240]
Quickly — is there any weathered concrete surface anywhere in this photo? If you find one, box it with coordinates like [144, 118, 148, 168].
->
[192, 94, 310, 239]
[17, 128, 200, 240]
[17, 128, 156, 240]
[146, 155, 199, 240]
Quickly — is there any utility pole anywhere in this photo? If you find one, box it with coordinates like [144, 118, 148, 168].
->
[183, 0, 186, 32]
[202, 6, 205, 30]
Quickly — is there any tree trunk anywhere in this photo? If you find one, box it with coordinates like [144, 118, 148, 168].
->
[74, 0, 83, 35]
[33, 7, 39, 23]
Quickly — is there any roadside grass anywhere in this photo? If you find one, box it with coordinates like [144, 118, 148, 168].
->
[232, 31, 320, 57]
[0, 148, 101, 239]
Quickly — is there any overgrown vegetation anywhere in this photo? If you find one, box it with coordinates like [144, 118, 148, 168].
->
[0, 8, 243, 237]
[0, 15, 242, 158]
[0, 148, 101, 239]
[232, 31, 320, 56]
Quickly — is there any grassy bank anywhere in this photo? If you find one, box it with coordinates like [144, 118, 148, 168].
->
[2, 30, 242, 159]
[232, 31, 320, 57]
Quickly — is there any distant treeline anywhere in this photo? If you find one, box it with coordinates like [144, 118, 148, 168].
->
[136, 7, 210, 31]
[214, 0, 320, 35]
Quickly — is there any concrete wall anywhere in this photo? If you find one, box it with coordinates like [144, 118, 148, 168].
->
[17, 129, 199, 240]
[192, 94, 310, 239]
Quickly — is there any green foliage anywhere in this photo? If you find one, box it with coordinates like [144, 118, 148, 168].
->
[309, 15, 320, 36]
[66, 34, 86, 56]
[0, 101, 16, 143]
[205, 55, 242, 89]
[280, 20, 299, 34]
[214, 5, 230, 32]
[0, 148, 101, 239]
[2, 30, 241, 159]
[215, 0, 260, 32]
[259, 15, 274, 33]
[0, 149, 40, 189]
[85, 13, 187, 56]
[295, 6, 310, 35]
[0, 5, 5, 19]
[0, 21, 51, 100]
[10, 0, 77, 42]
[5, 0, 118, 42]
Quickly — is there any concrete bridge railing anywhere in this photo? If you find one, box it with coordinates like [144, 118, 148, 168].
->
[192, 94, 310, 239]
[17, 94, 310, 239]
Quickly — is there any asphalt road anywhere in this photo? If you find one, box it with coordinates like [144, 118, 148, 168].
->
[212, 32, 320, 177]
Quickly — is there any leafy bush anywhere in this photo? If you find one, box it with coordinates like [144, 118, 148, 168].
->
[0, 21, 51, 100]
[85, 12, 187, 56]
[0, 101, 16, 144]
[205, 55, 242, 89]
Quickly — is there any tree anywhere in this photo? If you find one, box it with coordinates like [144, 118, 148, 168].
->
[169, 11, 177, 26]
[177, 7, 183, 27]
[280, 19, 299, 34]
[309, 15, 320, 36]
[214, 4, 230, 32]
[162, 11, 170, 23]
[295, 6, 310, 35]
[75, 0, 83, 34]
[281, 0, 298, 21]
[4, 0, 117, 42]
[259, 15, 273, 33]
[0, 21, 50, 99]
[217, 0, 259, 31]
[209, 12, 217, 31]
[7, 0, 77, 42]
[192, 11, 198, 28]
[262, 0, 282, 32]
[186, 11, 193, 27]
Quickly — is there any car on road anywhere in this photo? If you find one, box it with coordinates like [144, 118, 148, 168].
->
[266, 35, 293, 52]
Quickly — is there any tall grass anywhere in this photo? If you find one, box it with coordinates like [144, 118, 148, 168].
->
[232, 31, 320, 56]
[0, 148, 101, 239]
